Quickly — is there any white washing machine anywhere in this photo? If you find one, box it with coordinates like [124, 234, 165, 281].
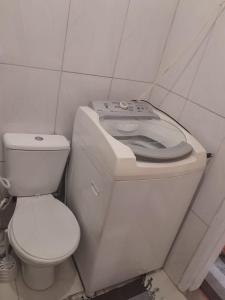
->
[66, 101, 206, 296]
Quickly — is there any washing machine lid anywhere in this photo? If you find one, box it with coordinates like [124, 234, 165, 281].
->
[91, 100, 193, 162]
[11, 195, 80, 261]
[100, 118, 193, 162]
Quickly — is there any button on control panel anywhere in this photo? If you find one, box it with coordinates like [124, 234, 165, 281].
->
[119, 101, 129, 110]
[91, 101, 160, 119]
[35, 136, 44, 141]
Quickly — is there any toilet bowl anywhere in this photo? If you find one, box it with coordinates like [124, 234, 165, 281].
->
[8, 195, 80, 290]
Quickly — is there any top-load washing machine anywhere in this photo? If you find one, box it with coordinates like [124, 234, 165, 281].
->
[66, 100, 206, 296]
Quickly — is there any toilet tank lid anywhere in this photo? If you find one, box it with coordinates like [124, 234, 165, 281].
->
[3, 133, 70, 151]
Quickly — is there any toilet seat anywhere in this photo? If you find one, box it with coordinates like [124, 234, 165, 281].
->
[8, 194, 80, 265]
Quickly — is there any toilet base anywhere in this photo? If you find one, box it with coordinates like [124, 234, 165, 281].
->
[22, 262, 55, 290]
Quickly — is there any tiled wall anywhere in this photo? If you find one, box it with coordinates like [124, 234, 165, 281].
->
[149, 0, 225, 288]
[0, 0, 179, 170]
[1, 0, 223, 290]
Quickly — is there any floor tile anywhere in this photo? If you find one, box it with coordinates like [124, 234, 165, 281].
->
[0, 281, 18, 300]
[186, 290, 209, 300]
[145, 270, 187, 300]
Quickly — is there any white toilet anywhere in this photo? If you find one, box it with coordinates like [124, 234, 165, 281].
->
[3, 133, 80, 290]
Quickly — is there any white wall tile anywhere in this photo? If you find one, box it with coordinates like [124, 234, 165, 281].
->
[109, 79, 151, 102]
[192, 141, 225, 225]
[179, 101, 225, 153]
[160, 92, 186, 120]
[0, 0, 69, 69]
[55, 73, 111, 139]
[115, 0, 179, 82]
[165, 210, 207, 285]
[190, 11, 225, 118]
[63, 0, 129, 76]
[150, 86, 170, 107]
[0, 65, 60, 160]
[158, 0, 221, 97]
[159, 41, 208, 98]
[179, 198, 225, 291]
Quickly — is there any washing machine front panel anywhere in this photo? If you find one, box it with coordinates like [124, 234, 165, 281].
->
[84, 169, 204, 294]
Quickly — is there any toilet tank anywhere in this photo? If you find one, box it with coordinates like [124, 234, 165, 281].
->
[3, 133, 70, 197]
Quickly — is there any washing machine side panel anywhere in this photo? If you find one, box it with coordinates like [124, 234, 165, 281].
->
[66, 140, 113, 293]
[88, 170, 203, 294]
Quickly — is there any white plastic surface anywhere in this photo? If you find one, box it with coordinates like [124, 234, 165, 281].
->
[3, 133, 70, 151]
[9, 195, 80, 262]
[101, 118, 187, 148]
[66, 105, 207, 295]
[72, 107, 206, 179]
[4, 144, 70, 197]
[67, 138, 204, 295]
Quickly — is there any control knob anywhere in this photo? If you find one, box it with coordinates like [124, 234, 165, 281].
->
[119, 101, 129, 110]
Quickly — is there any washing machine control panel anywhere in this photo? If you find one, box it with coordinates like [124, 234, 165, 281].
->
[91, 101, 159, 119]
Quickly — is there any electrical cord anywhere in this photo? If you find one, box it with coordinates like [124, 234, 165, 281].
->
[132, 99, 191, 133]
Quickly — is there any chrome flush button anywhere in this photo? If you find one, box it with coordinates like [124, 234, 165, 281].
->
[35, 136, 44, 141]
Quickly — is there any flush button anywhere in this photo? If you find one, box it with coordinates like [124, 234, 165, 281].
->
[35, 136, 44, 141]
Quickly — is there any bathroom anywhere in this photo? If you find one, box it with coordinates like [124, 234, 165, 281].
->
[0, 0, 225, 299]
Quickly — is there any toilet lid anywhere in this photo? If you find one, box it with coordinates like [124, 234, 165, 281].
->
[11, 195, 80, 261]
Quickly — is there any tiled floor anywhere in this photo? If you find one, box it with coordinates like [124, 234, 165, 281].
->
[186, 290, 209, 300]
[0, 257, 84, 300]
[0, 257, 209, 300]
[145, 271, 187, 300]
[92, 270, 188, 300]
[205, 257, 225, 300]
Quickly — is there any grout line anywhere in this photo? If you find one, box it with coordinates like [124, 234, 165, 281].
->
[156, 83, 225, 120]
[171, 145, 225, 288]
[185, 98, 225, 120]
[178, 28, 214, 121]
[107, 0, 131, 100]
[0, 62, 60, 72]
[186, 34, 212, 100]
[0, 60, 154, 85]
[191, 209, 209, 228]
[149, 0, 182, 100]
[152, 0, 181, 83]
[158, 27, 213, 112]
[176, 213, 209, 288]
[63, 69, 113, 79]
[156, 83, 188, 98]
[154, 1, 223, 113]
[179, 202, 225, 290]
[189, 97, 225, 117]
[53, 0, 72, 134]
[113, 76, 153, 85]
